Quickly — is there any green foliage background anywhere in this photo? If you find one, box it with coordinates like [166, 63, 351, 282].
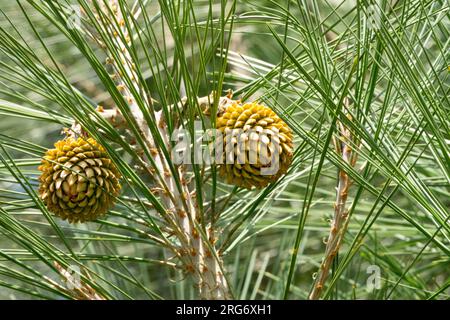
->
[0, 0, 448, 299]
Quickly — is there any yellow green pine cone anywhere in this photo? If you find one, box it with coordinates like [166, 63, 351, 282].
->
[216, 101, 293, 189]
[38, 137, 121, 223]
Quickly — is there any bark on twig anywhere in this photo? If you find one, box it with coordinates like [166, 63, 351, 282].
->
[309, 111, 359, 300]
[53, 262, 105, 300]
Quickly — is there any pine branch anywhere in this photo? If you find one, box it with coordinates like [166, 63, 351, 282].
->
[83, 0, 230, 299]
[309, 111, 360, 300]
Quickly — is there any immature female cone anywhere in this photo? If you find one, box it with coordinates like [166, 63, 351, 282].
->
[216, 101, 293, 189]
[38, 137, 121, 223]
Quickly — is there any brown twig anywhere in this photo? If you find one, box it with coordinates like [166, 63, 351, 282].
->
[53, 262, 105, 300]
[309, 111, 359, 300]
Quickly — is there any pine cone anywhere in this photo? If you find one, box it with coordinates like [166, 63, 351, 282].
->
[216, 101, 293, 189]
[38, 137, 121, 223]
